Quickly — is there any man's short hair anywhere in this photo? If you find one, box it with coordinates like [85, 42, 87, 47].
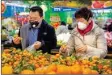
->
[30, 6, 43, 17]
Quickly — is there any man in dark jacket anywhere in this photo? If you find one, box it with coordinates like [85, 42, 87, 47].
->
[13, 6, 57, 53]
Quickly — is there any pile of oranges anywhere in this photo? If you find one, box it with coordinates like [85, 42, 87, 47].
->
[2, 48, 112, 74]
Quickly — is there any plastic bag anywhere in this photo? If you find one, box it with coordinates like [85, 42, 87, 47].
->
[26, 44, 36, 52]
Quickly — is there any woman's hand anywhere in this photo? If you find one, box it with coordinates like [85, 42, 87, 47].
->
[77, 45, 87, 53]
[59, 44, 67, 53]
[107, 40, 112, 48]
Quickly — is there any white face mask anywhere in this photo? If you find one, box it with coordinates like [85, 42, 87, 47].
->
[78, 22, 87, 30]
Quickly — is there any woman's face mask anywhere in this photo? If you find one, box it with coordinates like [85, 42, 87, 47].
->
[77, 18, 91, 30]
[78, 22, 87, 30]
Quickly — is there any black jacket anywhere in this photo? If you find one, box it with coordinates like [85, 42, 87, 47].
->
[13, 20, 57, 54]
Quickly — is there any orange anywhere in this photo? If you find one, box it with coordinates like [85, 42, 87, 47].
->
[35, 68, 44, 74]
[21, 70, 34, 74]
[6, 54, 11, 58]
[92, 56, 99, 60]
[56, 65, 71, 74]
[82, 68, 92, 74]
[66, 57, 71, 61]
[35, 63, 40, 68]
[64, 66, 71, 74]
[46, 71, 56, 74]
[4, 49, 10, 53]
[89, 62, 94, 66]
[41, 58, 47, 61]
[81, 65, 85, 71]
[32, 60, 36, 64]
[71, 64, 82, 74]
[56, 65, 64, 74]
[106, 69, 112, 74]
[55, 53, 60, 58]
[81, 59, 90, 65]
[43, 67, 48, 74]
[91, 70, 99, 74]
[75, 61, 81, 65]
[2, 65, 13, 74]
[9, 62, 13, 65]
[14, 61, 19, 65]
[38, 55, 44, 59]
[98, 64, 103, 70]
[45, 64, 57, 73]
[103, 65, 109, 70]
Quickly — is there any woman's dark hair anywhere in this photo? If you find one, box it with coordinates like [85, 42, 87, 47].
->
[61, 21, 66, 26]
[30, 6, 43, 17]
[75, 7, 93, 21]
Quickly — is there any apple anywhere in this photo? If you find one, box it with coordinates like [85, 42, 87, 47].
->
[92, 1, 104, 9]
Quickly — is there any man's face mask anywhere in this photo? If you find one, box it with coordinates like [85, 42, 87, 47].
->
[30, 21, 39, 28]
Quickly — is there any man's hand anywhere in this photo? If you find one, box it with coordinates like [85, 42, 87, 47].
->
[34, 41, 42, 49]
[77, 45, 87, 53]
[13, 35, 21, 45]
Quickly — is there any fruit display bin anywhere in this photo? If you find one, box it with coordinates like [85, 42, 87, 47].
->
[2, 47, 112, 74]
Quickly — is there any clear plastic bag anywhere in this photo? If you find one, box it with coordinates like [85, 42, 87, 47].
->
[26, 44, 36, 52]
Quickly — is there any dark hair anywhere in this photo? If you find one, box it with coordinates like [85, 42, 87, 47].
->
[108, 22, 112, 32]
[103, 22, 112, 31]
[68, 24, 73, 30]
[61, 21, 66, 26]
[75, 7, 93, 21]
[30, 6, 43, 17]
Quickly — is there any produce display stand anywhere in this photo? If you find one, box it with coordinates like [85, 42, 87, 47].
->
[2, 44, 112, 59]
[2, 48, 112, 74]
